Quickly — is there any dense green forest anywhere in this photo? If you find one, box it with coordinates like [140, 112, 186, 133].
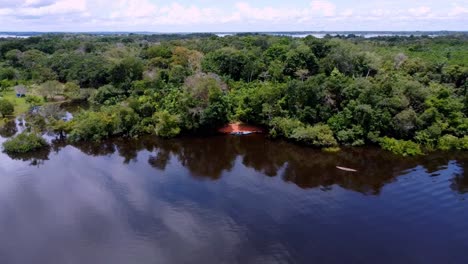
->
[0, 33, 467, 155]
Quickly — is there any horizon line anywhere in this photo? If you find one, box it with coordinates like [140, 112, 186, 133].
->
[1, 30, 467, 34]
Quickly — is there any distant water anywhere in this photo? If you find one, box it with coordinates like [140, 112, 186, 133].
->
[0, 32, 462, 39]
[216, 32, 445, 38]
[0, 34, 30, 39]
[0, 128, 467, 264]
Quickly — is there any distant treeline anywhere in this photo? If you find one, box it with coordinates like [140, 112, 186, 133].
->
[0, 34, 466, 155]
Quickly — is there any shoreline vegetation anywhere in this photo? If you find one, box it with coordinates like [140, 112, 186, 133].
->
[0, 33, 467, 156]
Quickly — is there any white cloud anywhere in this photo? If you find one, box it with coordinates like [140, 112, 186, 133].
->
[409, 6, 432, 17]
[155, 3, 219, 25]
[341, 9, 354, 17]
[233, 2, 304, 22]
[0, 0, 465, 31]
[0, 8, 14, 16]
[109, 0, 157, 19]
[310, 0, 336, 17]
[448, 4, 468, 16]
[12, 0, 87, 16]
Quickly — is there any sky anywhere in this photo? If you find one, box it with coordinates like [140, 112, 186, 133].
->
[0, 0, 467, 32]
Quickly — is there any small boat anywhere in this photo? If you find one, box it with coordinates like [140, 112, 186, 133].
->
[336, 166, 357, 172]
[230, 131, 254, 136]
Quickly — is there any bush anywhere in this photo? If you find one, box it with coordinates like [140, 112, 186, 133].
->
[0, 67, 16, 80]
[68, 106, 139, 142]
[292, 124, 338, 148]
[64, 82, 81, 100]
[0, 99, 14, 117]
[379, 137, 423, 156]
[438, 134, 460, 151]
[153, 111, 181, 138]
[269, 118, 338, 148]
[68, 111, 115, 142]
[89, 84, 125, 105]
[107, 106, 139, 136]
[336, 125, 365, 146]
[461, 136, 468, 150]
[25, 95, 44, 107]
[269, 117, 303, 138]
[438, 135, 468, 151]
[2, 132, 48, 154]
[0, 79, 16, 90]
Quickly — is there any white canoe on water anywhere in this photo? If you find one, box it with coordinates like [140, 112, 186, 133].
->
[336, 166, 358, 172]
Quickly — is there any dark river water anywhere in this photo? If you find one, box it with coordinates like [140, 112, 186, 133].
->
[0, 121, 467, 263]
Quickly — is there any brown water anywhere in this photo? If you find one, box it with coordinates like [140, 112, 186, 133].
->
[0, 129, 467, 263]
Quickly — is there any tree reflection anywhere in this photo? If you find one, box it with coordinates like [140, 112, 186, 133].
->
[148, 150, 171, 170]
[150, 136, 238, 179]
[113, 137, 157, 164]
[140, 135, 467, 195]
[2, 132, 466, 195]
[63, 135, 468, 194]
[3, 146, 51, 166]
[450, 159, 468, 194]
[71, 140, 116, 156]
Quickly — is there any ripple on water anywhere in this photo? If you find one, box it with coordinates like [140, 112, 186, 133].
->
[0, 135, 466, 263]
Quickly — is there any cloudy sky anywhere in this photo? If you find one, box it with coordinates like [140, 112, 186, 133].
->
[0, 0, 467, 32]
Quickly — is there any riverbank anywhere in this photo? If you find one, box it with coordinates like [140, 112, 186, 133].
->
[0, 88, 71, 127]
[218, 122, 265, 134]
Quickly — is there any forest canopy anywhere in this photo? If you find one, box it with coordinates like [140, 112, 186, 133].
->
[0, 33, 467, 155]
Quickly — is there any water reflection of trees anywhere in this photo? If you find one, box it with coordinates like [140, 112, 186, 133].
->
[149, 136, 238, 179]
[147, 136, 467, 194]
[3, 133, 467, 194]
[139, 135, 467, 194]
[4, 147, 51, 166]
[451, 160, 468, 194]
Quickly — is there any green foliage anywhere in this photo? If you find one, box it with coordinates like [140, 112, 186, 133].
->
[0, 79, 16, 91]
[283, 45, 319, 77]
[145, 45, 172, 59]
[2, 132, 48, 154]
[229, 81, 286, 124]
[269, 117, 303, 138]
[462, 136, 468, 150]
[0, 99, 14, 117]
[68, 110, 113, 142]
[269, 117, 337, 148]
[68, 106, 138, 142]
[336, 125, 365, 146]
[38, 80, 64, 100]
[0, 67, 17, 80]
[109, 57, 144, 89]
[0, 34, 466, 155]
[49, 52, 110, 88]
[438, 135, 468, 151]
[89, 84, 125, 105]
[379, 137, 423, 156]
[182, 73, 229, 129]
[153, 111, 181, 138]
[392, 108, 418, 138]
[291, 124, 338, 148]
[202, 47, 261, 81]
[25, 95, 44, 107]
[63, 82, 81, 100]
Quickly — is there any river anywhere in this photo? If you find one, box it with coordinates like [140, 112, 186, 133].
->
[0, 126, 467, 263]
